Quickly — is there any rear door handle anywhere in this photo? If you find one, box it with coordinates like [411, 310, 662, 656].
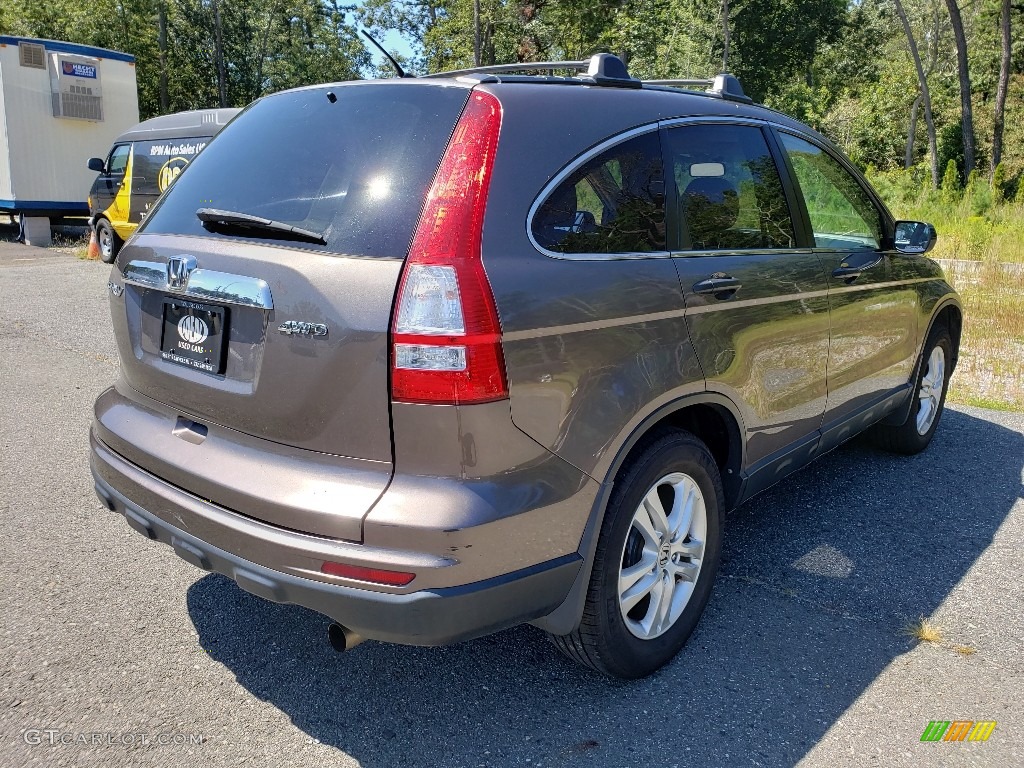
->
[692, 276, 742, 297]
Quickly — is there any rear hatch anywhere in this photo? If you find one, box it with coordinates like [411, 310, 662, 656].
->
[105, 81, 472, 537]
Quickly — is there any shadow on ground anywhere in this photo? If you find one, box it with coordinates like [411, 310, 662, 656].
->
[188, 408, 1022, 766]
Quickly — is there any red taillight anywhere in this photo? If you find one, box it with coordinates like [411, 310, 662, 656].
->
[390, 90, 508, 405]
[321, 561, 416, 587]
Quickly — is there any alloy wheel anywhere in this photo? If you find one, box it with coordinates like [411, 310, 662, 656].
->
[916, 345, 946, 435]
[618, 472, 707, 640]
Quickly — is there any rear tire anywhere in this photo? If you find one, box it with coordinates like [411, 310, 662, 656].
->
[549, 431, 724, 679]
[870, 325, 952, 455]
[96, 219, 121, 264]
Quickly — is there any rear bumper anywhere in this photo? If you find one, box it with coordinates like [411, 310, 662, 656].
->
[90, 431, 583, 645]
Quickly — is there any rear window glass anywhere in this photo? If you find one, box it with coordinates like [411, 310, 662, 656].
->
[140, 85, 470, 258]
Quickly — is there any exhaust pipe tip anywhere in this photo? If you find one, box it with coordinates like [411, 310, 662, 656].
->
[328, 623, 365, 652]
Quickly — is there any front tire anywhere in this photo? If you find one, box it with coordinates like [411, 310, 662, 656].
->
[96, 219, 121, 264]
[550, 432, 724, 679]
[870, 325, 953, 455]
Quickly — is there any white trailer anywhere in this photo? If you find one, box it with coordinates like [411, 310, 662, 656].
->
[0, 36, 139, 246]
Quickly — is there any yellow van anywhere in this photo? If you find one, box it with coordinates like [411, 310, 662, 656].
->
[87, 108, 239, 261]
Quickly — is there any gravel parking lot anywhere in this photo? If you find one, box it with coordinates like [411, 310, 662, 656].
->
[1, 241, 1021, 768]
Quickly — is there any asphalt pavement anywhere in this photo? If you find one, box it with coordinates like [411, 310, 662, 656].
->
[1, 242, 1021, 767]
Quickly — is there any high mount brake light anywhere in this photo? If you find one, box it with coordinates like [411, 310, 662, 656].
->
[390, 91, 508, 405]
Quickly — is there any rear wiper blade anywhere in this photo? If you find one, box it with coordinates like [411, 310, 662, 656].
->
[196, 208, 327, 245]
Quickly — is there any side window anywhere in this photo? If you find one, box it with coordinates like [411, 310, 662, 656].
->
[532, 131, 666, 254]
[664, 123, 795, 251]
[779, 133, 881, 250]
[107, 144, 131, 176]
[134, 137, 213, 195]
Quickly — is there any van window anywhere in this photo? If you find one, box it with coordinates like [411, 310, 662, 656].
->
[132, 138, 214, 196]
[140, 85, 471, 259]
[107, 144, 130, 176]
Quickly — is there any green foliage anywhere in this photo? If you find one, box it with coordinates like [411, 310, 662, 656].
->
[992, 162, 1007, 205]
[942, 159, 961, 203]
[968, 180, 992, 217]
[764, 83, 833, 131]
[839, 58, 918, 170]
[6, 0, 369, 118]
[865, 163, 930, 208]
[937, 120, 965, 186]
[2, 0, 1022, 197]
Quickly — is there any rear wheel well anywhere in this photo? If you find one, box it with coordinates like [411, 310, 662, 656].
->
[618, 402, 743, 510]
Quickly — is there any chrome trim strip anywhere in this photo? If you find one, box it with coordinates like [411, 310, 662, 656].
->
[122, 260, 165, 289]
[534, 250, 674, 262]
[184, 270, 274, 309]
[122, 260, 274, 310]
[658, 115, 769, 129]
[672, 248, 814, 258]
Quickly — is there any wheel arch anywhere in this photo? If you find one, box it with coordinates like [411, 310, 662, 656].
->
[604, 393, 745, 511]
[927, 298, 962, 372]
[533, 391, 745, 636]
[880, 295, 962, 428]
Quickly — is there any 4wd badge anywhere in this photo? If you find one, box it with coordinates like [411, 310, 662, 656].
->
[278, 321, 328, 338]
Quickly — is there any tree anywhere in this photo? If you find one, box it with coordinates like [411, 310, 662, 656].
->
[893, 0, 939, 187]
[730, 0, 847, 102]
[944, 0, 976, 175]
[991, 0, 1010, 175]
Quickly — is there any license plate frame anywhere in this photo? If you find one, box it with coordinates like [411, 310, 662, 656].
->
[160, 298, 228, 374]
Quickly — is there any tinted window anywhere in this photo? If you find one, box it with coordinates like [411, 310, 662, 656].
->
[779, 133, 881, 249]
[141, 85, 470, 258]
[132, 137, 214, 196]
[532, 132, 666, 254]
[107, 144, 130, 176]
[664, 123, 794, 251]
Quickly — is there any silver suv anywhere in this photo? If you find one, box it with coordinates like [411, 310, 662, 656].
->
[91, 55, 961, 678]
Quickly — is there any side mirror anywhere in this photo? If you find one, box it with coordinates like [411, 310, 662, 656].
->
[88, 157, 106, 173]
[894, 220, 937, 255]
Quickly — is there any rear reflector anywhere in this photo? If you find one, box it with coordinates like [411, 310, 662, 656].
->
[390, 90, 508, 405]
[321, 561, 416, 586]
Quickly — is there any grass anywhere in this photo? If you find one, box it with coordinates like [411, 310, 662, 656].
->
[905, 617, 944, 644]
[942, 260, 1024, 412]
[903, 617, 981, 658]
[866, 169, 1024, 411]
[868, 167, 1024, 264]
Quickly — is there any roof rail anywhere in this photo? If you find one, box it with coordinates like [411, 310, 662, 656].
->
[422, 60, 588, 79]
[424, 54, 641, 88]
[645, 73, 752, 103]
[644, 79, 714, 88]
[424, 54, 751, 101]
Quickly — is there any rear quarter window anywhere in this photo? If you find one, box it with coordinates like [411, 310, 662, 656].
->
[140, 85, 470, 258]
[531, 131, 666, 255]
